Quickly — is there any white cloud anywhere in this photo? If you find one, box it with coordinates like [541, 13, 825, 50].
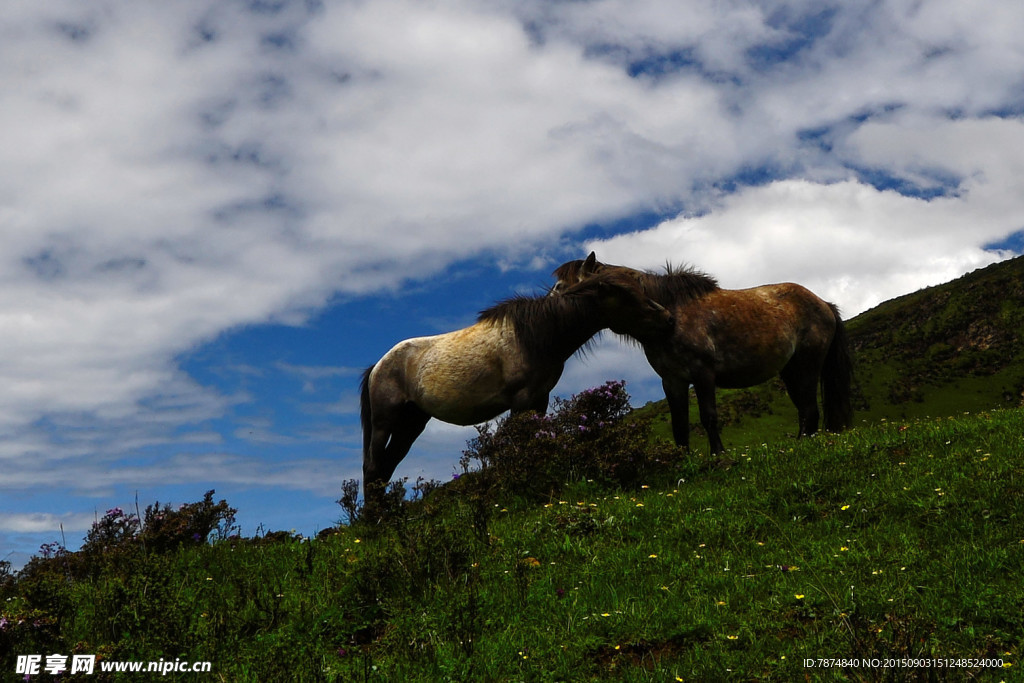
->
[0, 511, 96, 534]
[585, 113, 1024, 316]
[2, 0, 1024, 549]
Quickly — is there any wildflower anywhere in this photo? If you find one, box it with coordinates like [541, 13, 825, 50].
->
[648, 554, 658, 559]
[840, 505, 850, 511]
[726, 635, 739, 640]
[795, 594, 805, 599]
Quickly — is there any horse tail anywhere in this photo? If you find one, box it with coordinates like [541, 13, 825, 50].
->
[822, 303, 854, 431]
[359, 365, 375, 461]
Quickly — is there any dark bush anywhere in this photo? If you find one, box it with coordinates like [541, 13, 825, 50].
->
[459, 380, 680, 503]
[141, 490, 238, 553]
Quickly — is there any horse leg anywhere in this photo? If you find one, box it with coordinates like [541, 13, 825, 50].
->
[691, 370, 724, 454]
[380, 403, 431, 484]
[363, 403, 430, 516]
[662, 378, 691, 450]
[781, 360, 821, 437]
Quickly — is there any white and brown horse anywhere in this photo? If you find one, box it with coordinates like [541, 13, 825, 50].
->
[359, 271, 674, 501]
[552, 253, 853, 453]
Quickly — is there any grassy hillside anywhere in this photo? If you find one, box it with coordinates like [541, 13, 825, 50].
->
[639, 255, 1024, 451]
[2, 409, 1020, 681]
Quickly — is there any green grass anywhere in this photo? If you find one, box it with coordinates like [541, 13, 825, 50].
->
[5, 409, 1021, 681]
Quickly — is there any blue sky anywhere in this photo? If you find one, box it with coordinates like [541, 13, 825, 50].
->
[3, 0, 1024, 568]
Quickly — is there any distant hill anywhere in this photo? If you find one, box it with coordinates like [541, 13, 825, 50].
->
[637, 255, 1024, 448]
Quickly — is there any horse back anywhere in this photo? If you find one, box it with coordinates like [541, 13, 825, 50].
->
[372, 321, 545, 425]
[660, 283, 837, 386]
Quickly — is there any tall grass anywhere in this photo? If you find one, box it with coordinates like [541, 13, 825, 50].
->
[2, 390, 1021, 681]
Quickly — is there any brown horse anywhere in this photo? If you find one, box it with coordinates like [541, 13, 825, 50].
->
[359, 270, 674, 502]
[552, 252, 853, 454]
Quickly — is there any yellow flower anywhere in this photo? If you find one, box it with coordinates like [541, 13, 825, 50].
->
[648, 554, 658, 559]
[795, 594, 805, 599]
[726, 635, 739, 640]
[840, 504, 850, 511]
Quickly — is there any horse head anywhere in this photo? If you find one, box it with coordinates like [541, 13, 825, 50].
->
[549, 251, 605, 295]
[562, 269, 673, 341]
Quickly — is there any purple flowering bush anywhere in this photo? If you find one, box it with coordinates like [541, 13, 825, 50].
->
[459, 381, 678, 502]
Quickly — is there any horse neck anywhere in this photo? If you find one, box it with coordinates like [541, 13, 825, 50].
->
[528, 297, 604, 363]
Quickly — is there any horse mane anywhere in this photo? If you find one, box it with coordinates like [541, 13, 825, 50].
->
[476, 283, 605, 359]
[641, 263, 719, 304]
[552, 258, 719, 305]
[550, 260, 582, 283]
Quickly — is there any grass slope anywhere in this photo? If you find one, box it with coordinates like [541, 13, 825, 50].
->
[3, 410, 1021, 681]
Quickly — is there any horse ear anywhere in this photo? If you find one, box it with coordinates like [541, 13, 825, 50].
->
[582, 251, 598, 275]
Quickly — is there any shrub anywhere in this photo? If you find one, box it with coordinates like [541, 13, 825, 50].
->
[140, 490, 238, 553]
[459, 380, 680, 503]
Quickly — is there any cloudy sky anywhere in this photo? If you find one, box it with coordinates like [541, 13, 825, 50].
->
[3, 0, 1022, 567]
